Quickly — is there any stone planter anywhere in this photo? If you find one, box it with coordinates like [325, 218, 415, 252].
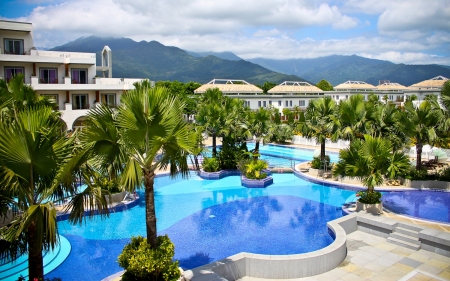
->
[241, 175, 273, 188]
[198, 169, 240, 180]
[400, 178, 450, 190]
[355, 201, 383, 215]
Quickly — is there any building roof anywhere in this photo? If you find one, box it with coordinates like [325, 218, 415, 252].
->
[194, 79, 262, 94]
[409, 76, 449, 89]
[334, 81, 376, 90]
[376, 82, 408, 91]
[268, 81, 323, 94]
[0, 20, 32, 33]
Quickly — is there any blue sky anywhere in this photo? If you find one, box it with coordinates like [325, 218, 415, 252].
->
[1, 0, 449, 65]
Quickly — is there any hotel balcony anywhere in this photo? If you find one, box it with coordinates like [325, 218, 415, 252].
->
[0, 47, 96, 65]
[30, 77, 143, 91]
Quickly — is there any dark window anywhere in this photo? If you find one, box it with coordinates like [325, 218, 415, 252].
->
[71, 69, 88, 84]
[4, 67, 24, 82]
[40, 68, 58, 84]
[72, 94, 89, 110]
[101, 94, 116, 107]
[4, 39, 24, 55]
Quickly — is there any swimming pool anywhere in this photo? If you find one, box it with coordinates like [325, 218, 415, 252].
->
[44, 173, 354, 281]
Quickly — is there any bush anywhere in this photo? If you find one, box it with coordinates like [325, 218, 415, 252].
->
[310, 155, 330, 169]
[357, 190, 382, 204]
[238, 159, 269, 179]
[438, 166, 450, 181]
[202, 157, 220, 172]
[95, 177, 122, 193]
[118, 235, 180, 281]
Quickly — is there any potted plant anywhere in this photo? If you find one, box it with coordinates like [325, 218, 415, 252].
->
[238, 159, 273, 188]
[333, 135, 410, 215]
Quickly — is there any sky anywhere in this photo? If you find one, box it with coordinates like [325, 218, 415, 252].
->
[1, 0, 450, 65]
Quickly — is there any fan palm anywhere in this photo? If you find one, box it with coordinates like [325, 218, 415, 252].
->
[332, 135, 410, 192]
[398, 100, 440, 169]
[116, 83, 195, 248]
[337, 94, 369, 141]
[245, 107, 271, 158]
[0, 106, 97, 281]
[297, 97, 338, 161]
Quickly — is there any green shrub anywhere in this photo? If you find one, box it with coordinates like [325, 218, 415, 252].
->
[438, 167, 450, 181]
[95, 177, 122, 193]
[118, 235, 180, 281]
[356, 190, 382, 204]
[202, 157, 220, 172]
[238, 159, 269, 179]
[310, 155, 330, 169]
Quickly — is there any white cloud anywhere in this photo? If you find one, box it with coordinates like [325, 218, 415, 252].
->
[360, 52, 450, 65]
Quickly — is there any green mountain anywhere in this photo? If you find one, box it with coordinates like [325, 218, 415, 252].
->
[248, 55, 450, 86]
[50, 36, 305, 85]
[186, 51, 242, 61]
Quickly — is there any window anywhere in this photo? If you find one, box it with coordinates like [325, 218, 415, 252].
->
[285, 101, 288, 107]
[101, 94, 116, 107]
[290, 100, 292, 107]
[258, 101, 261, 107]
[345, 95, 348, 100]
[336, 95, 339, 100]
[269, 100, 272, 106]
[4, 67, 24, 82]
[4, 39, 24, 55]
[263, 101, 267, 107]
[299, 100, 305, 107]
[72, 94, 89, 110]
[71, 69, 88, 84]
[40, 68, 58, 84]
[389, 95, 394, 101]
[41, 94, 59, 109]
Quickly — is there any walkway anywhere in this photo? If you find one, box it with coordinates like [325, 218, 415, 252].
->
[239, 230, 450, 281]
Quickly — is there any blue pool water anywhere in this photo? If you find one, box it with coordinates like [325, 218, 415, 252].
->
[382, 190, 450, 223]
[45, 173, 354, 281]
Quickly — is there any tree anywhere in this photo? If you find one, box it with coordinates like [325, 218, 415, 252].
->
[297, 97, 338, 161]
[117, 83, 195, 248]
[261, 81, 276, 94]
[315, 79, 333, 91]
[337, 94, 368, 142]
[245, 107, 271, 158]
[333, 135, 410, 193]
[398, 100, 440, 169]
[195, 88, 226, 157]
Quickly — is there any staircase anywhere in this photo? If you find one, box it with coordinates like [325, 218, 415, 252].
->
[387, 223, 422, 250]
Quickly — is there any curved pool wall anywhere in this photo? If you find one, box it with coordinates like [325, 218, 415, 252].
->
[45, 172, 355, 281]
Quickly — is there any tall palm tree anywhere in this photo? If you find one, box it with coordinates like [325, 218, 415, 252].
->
[337, 94, 369, 142]
[245, 107, 271, 158]
[332, 135, 410, 192]
[195, 88, 226, 157]
[0, 106, 110, 281]
[297, 97, 338, 161]
[116, 84, 195, 248]
[398, 100, 440, 169]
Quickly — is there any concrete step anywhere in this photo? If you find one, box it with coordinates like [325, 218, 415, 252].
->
[394, 227, 420, 238]
[387, 237, 421, 250]
[390, 232, 421, 245]
[397, 222, 423, 232]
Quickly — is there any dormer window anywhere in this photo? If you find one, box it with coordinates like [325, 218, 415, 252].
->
[4, 39, 24, 55]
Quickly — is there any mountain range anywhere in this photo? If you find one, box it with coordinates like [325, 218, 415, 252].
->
[51, 36, 450, 87]
[50, 36, 303, 85]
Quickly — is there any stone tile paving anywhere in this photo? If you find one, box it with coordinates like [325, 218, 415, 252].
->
[239, 231, 450, 281]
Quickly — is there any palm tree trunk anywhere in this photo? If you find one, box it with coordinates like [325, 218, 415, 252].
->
[320, 139, 326, 162]
[28, 222, 44, 281]
[255, 140, 260, 160]
[212, 132, 217, 157]
[416, 142, 422, 170]
[143, 169, 158, 248]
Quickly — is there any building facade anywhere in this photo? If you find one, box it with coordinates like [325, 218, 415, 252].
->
[0, 20, 144, 130]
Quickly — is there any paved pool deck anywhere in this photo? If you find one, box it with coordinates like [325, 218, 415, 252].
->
[238, 230, 450, 281]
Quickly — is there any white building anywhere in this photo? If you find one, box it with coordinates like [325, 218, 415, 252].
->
[194, 79, 324, 113]
[0, 20, 144, 130]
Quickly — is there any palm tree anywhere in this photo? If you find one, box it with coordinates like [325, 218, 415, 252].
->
[337, 94, 368, 142]
[332, 135, 410, 193]
[0, 106, 110, 281]
[297, 97, 338, 161]
[195, 88, 226, 157]
[398, 100, 440, 169]
[116, 83, 195, 248]
[245, 107, 271, 158]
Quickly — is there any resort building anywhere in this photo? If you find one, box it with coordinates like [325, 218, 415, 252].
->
[328, 80, 376, 101]
[0, 20, 143, 130]
[194, 79, 324, 112]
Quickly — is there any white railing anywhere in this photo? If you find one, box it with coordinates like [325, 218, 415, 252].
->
[292, 135, 350, 150]
[30, 50, 95, 59]
[94, 78, 143, 85]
